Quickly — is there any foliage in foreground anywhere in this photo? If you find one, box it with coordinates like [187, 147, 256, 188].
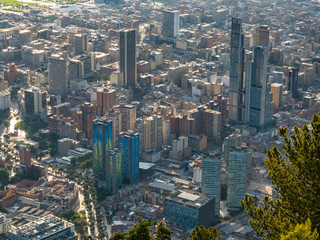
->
[110, 218, 220, 240]
[241, 113, 320, 239]
[280, 219, 319, 240]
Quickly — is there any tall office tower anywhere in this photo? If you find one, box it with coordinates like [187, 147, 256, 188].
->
[113, 104, 136, 132]
[105, 110, 121, 148]
[19, 146, 31, 168]
[74, 33, 88, 55]
[271, 83, 283, 113]
[97, 88, 117, 116]
[48, 55, 68, 98]
[119, 29, 137, 86]
[288, 67, 299, 99]
[249, 46, 274, 128]
[255, 25, 270, 48]
[24, 87, 47, 120]
[227, 147, 248, 211]
[92, 118, 113, 180]
[202, 157, 221, 216]
[119, 131, 139, 184]
[229, 17, 247, 124]
[162, 10, 180, 38]
[135, 115, 163, 154]
[77, 102, 97, 139]
[106, 149, 122, 194]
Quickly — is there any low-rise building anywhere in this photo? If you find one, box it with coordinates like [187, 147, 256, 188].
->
[165, 190, 215, 229]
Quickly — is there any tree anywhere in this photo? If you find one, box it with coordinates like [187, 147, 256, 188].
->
[28, 165, 42, 180]
[0, 169, 9, 182]
[50, 147, 58, 156]
[241, 113, 320, 239]
[155, 222, 173, 240]
[280, 219, 318, 240]
[70, 156, 78, 165]
[189, 226, 221, 240]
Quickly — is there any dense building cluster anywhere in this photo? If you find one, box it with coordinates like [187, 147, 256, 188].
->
[0, 0, 319, 238]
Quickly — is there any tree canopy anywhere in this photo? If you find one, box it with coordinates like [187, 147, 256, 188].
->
[241, 113, 320, 239]
[109, 218, 221, 240]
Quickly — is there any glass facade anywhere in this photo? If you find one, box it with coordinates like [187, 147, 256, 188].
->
[106, 149, 122, 193]
[227, 149, 248, 210]
[92, 118, 113, 180]
[119, 131, 139, 184]
[202, 158, 221, 216]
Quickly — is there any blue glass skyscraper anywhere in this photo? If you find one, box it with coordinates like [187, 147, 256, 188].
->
[119, 131, 139, 184]
[92, 117, 113, 180]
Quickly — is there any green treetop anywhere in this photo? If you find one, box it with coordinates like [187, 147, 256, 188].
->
[241, 113, 320, 239]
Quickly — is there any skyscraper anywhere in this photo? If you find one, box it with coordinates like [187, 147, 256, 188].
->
[134, 115, 163, 154]
[271, 83, 283, 113]
[96, 88, 117, 116]
[113, 104, 136, 132]
[105, 110, 121, 148]
[74, 33, 88, 55]
[106, 149, 122, 194]
[119, 131, 139, 184]
[77, 102, 97, 139]
[48, 54, 68, 98]
[249, 46, 274, 128]
[227, 147, 248, 211]
[24, 87, 47, 120]
[229, 17, 247, 124]
[162, 10, 180, 38]
[202, 157, 221, 216]
[92, 117, 113, 180]
[255, 25, 270, 48]
[288, 67, 299, 99]
[119, 29, 137, 86]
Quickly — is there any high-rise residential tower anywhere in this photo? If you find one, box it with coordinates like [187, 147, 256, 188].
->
[134, 115, 163, 154]
[96, 88, 117, 116]
[48, 54, 68, 98]
[202, 157, 221, 216]
[162, 10, 180, 38]
[119, 131, 139, 184]
[24, 87, 47, 120]
[119, 29, 137, 86]
[113, 104, 136, 132]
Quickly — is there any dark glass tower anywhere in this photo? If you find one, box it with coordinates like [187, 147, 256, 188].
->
[120, 29, 137, 86]
[119, 131, 139, 184]
[229, 17, 247, 124]
[249, 46, 274, 128]
[288, 67, 299, 99]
